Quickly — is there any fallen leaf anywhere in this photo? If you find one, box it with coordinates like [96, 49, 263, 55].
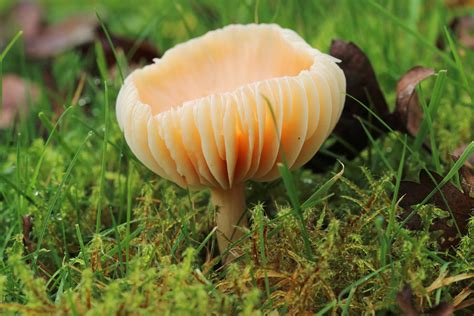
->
[22, 215, 35, 253]
[393, 66, 435, 136]
[449, 15, 474, 49]
[397, 285, 455, 316]
[453, 143, 474, 167]
[425, 302, 454, 316]
[25, 14, 98, 58]
[442, 16, 474, 50]
[459, 165, 474, 197]
[0, 0, 43, 46]
[9, 0, 43, 39]
[397, 285, 420, 316]
[24, 14, 160, 63]
[398, 170, 474, 249]
[306, 41, 439, 172]
[0, 74, 40, 129]
[2, 1, 160, 63]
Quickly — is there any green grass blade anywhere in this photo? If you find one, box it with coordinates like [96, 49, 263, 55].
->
[301, 162, 344, 209]
[33, 132, 94, 265]
[357, 117, 394, 172]
[75, 224, 89, 266]
[37, 112, 73, 155]
[366, 1, 455, 68]
[417, 86, 442, 172]
[96, 82, 109, 233]
[413, 70, 447, 153]
[125, 161, 133, 271]
[96, 12, 125, 83]
[388, 135, 407, 238]
[443, 27, 472, 103]
[277, 163, 314, 261]
[0, 174, 37, 207]
[30, 107, 74, 189]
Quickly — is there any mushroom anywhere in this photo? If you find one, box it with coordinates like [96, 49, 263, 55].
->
[116, 24, 346, 259]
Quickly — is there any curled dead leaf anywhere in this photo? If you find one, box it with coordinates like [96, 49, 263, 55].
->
[25, 14, 98, 58]
[10, 0, 43, 40]
[394, 66, 435, 136]
[0, 74, 40, 129]
[0, 0, 42, 46]
[24, 16, 160, 64]
[307, 41, 437, 171]
[452, 16, 474, 49]
[3, 3, 161, 63]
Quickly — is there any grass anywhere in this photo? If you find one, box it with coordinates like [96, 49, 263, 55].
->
[0, 0, 473, 314]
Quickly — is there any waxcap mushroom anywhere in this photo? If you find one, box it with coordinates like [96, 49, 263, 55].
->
[116, 24, 346, 258]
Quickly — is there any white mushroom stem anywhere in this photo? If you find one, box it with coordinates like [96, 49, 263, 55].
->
[210, 183, 248, 257]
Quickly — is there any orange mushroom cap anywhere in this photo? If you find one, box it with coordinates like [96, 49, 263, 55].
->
[116, 24, 346, 190]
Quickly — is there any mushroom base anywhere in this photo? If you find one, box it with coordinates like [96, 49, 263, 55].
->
[211, 183, 247, 261]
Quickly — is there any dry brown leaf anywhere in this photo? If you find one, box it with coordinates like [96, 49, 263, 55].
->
[453, 143, 474, 167]
[0, 0, 43, 45]
[450, 16, 474, 49]
[2, 1, 160, 63]
[425, 303, 454, 316]
[397, 285, 455, 316]
[307, 42, 438, 172]
[397, 285, 420, 316]
[24, 14, 159, 63]
[394, 66, 435, 136]
[0, 74, 40, 128]
[22, 215, 35, 253]
[25, 14, 98, 58]
[10, 0, 43, 39]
